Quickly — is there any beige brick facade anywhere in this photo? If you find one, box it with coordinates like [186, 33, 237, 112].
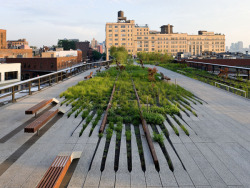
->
[105, 12, 225, 60]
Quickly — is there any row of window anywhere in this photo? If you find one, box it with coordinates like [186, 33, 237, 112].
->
[108, 29, 133, 32]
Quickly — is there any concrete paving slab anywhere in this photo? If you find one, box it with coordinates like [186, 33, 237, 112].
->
[115, 126, 130, 187]
[139, 125, 162, 187]
[130, 125, 146, 188]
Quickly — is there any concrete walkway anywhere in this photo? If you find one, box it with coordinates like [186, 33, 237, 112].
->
[0, 64, 250, 187]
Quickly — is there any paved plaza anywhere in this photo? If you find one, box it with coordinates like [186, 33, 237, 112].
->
[0, 66, 250, 187]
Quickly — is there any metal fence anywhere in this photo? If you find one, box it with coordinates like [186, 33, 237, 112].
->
[0, 60, 111, 103]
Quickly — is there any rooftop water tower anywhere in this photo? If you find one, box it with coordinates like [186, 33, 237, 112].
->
[118, 10, 127, 22]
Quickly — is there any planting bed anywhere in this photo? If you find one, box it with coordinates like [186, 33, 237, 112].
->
[60, 65, 201, 173]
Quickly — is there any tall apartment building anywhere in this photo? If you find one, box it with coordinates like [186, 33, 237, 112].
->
[91, 38, 98, 49]
[106, 11, 225, 60]
[0, 29, 7, 49]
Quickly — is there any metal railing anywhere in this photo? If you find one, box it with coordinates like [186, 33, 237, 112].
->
[178, 60, 250, 80]
[214, 82, 247, 98]
[0, 60, 111, 103]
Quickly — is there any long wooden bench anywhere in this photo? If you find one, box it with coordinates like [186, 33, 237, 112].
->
[37, 152, 82, 188]
[24, 109, 59, 133]
[84, 72, 93, 79]
[25, 98, 59, 116]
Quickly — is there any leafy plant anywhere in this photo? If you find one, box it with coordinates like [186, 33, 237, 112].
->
[153, 132, 164, 145]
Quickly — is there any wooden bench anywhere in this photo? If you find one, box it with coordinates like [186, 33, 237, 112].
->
[24, 109, 59, 134]
[160, 72, 171, 81]
[25, 98, 59, 116]
[37, 152, 82, 188]
[84, 72, 93, 79]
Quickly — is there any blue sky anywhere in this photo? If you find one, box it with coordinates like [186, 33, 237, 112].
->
[0, 0, 249, 48]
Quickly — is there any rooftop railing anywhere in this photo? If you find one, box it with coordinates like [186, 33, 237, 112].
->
[178, 60, 250, 80]
[0, 60, 111, 103]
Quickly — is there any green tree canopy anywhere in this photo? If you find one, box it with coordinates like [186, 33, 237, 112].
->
[92, 50, 102, 61]
[58, 40, 76, 50]
[110, 46, 128, 64]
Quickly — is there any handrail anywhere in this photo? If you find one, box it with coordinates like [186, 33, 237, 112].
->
[178, 60, 250, 71]
[0, 61, 110, 91]
[0, 60, 111, 103]
[214, 82, 247, 97]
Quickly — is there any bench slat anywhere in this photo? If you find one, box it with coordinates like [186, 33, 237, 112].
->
[37, 156, 71, 188]
[24, 109, 58, 133]
[25, 99, 53, 114]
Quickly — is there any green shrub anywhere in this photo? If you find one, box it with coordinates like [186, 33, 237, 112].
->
[152, 132, 164, 145]
[172, 126, 179, 136]
[180, 125, 189, 136]
[125, 130, 131, 141]
[106, 127, 113, 140]
[143, 112, 165, 125]
[99, 133, 103, 138]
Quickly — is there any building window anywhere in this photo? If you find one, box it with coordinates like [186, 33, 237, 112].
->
[144, 37, 148, 39]
[121, 25, 125, 28]
[121, 30, 126, 32]
[122, 38, 126, 41]
[109, 34, 112, 37]
[109, 25, 112, 28]
[109, 30, 112, 32]
[115, 34, 118, 37]
[5, 71, 18, 81]
[115, 25, 118, 28]
[137, 37, 142, 39]
[115, 43, 118, 45]
[115, 30, 118, 32]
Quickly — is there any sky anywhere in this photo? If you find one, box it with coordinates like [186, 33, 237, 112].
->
[0, 0, 249, 48]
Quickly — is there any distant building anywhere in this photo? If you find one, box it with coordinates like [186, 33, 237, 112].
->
[91, 38, 98, 49]
[97, 45, 103, 54]
[0, 63, 21, 91]
[105, 11, 225, 60]
[0, 49, 33, 58]
[0, 29, 7, 49]
[7, 39, 29, 49]
[75, 41, 92, 61]
[0, 30, 32, 58]
[5, 56, 82, 80]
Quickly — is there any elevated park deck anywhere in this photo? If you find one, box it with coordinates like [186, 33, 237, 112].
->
[0, 63, 250, 187]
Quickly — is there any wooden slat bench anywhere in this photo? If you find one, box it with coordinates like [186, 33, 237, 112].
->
[84, 72, 93, 79]
[37, 152, 82, 188]
[25, 98, 59, 116]
[24, 109, 59, 133]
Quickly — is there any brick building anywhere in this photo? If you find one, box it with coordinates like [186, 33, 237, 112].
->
[106, 11, 225, 60]
[7, 39, 29, 49]
[5, 56, 81, 79]
[0, 49, 33, 58]
[75, 41, 93, 61]
[0, 29, 7, 49]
